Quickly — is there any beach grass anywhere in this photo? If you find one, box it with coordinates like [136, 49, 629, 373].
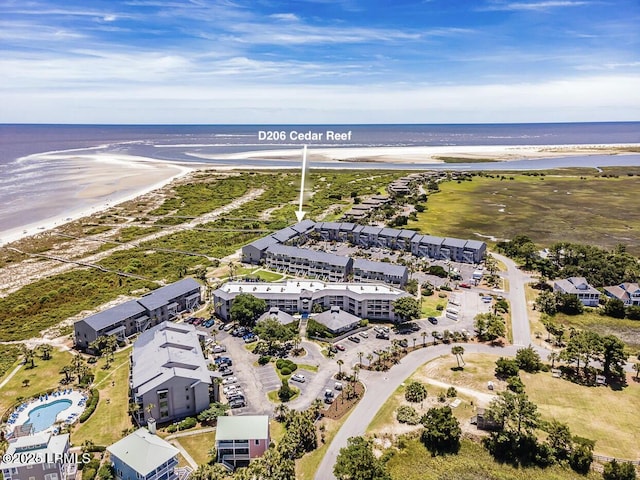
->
[0, 344, 21, 380]
[408, 170, 640, 254]
[386, 438, 600, 480]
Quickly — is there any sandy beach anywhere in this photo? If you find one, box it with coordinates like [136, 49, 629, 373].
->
[1, 153, 193, 245]
[189, 143, 638, 163]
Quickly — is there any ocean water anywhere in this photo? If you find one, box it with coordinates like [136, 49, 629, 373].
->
[1, 123, 639, 238]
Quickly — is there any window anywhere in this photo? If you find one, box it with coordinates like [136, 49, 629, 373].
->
[254, 440, 259, 445]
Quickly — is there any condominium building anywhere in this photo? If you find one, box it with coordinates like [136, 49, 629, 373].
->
[1, 434, 75, 480]
[216, 416, 270, 470]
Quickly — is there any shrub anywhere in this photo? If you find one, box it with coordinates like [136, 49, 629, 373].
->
[436, 304, 444, 311]
[258, 355, 271, 365]
[440, 285, 453, 292]
[178, 417, 197, 430]
[166, 424, 178, 433]
[281, 367, 292, 376]
[396, 405, 421, 425]
[278, 379, 293, 402]
[495, 357, 519, 379]
[446, 387, 457, 398]
[79, 389, 99, 423]
[405, 381, 428, 403]
[276, 359, 285, 369]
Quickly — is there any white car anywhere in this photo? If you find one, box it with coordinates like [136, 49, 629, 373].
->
[291, 374, 306, 383]
[222, 376, 237, 385]
[223, 385, 241, 394]
[359, 331, 368, 338]
[211, 344, 226, 353]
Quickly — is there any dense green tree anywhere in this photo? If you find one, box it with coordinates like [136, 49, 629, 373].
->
[603, 298, 627, 319]
[229, 293, 267, 327]
[600, 334, 627, 378]
[545, 420, 573, 461]
[495, 357, 519, 379]
[561, 330, 603, 378]
[626, 305, 640, 320]
[280, 410, 317, 459]
[420, 406, 461, 455]
[515, 346, 542, 373]
[392, 297, 421, 323]
[190, 463, 230, 480]
[506, 376, 525, 393]
[486, 391, 539, 439]
[196, 402, 229, 423]
[253, 317, 295, 349]
[603, 459, 637, 480]
[474, 313, 506, 341]
[535, 292, 557, 316]
[334, 436, 391, 480]
[404, 381, 428, 403]
[278, 379, 294, 402]
[569, 441, 594, 474]
[555, 293, 584, 315]
[235, 447, 295, 480]
[39, 344, 52, 360]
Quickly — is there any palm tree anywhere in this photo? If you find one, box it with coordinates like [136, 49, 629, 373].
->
[357, 352, 364, 367]
[22, 379, 30, 388]
[21, 345, 35, 368]
[548, 352, 559, 369]
[310, 398, 324, 419]
[412, 337, 417, 349]
[366, 353, 373, 367]
[145, 403, 156, 421]
[275, 403, 290, 422]
[633, 362, 640, 379]
[71, 355, 85, 381]
[337, 359, 344, 378]
[61, 365, 74, 384]
[353, 365, 360, 382]
[432, 331, 439, 345]
[293, 335, 302, 353]
[451, 345, 465, 368]
[421, 331, 427, 347]
[228, 261, 237, 280]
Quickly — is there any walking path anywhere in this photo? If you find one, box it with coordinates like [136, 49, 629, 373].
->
[0, 363, 23, 390]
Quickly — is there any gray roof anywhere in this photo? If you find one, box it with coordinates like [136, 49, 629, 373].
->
[266, 244, 351, 267]
[318, 222, 341, 231]
[554, 277, 600, 295]
[107, 428, 178, 476]
[132, 322, 212, 395]
[314, 307, 360, 332]
[1, 434, 69, 469]
[464, 239, 486, 250]
[258, 308, 297, 325]
[360, 225, 382, 235]
[353, 258, 408, 277]
[379, 228, 401, 238]
[83, 300, 147, 331]
[137, 278, 201, 311]
[420, 235, 444, 245]
[290, 219, 316, 233]
[338, 222, 356, 231]
[442, 238, 467, 249]
[398, 229, 417, 240]
[216, 416, 269, 441]
[245, 235, 280, 251]
[271, 227, 299, 243]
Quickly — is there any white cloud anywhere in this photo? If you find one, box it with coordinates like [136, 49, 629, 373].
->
[482, 1, 589, 11]
[1, 74, 638, 124]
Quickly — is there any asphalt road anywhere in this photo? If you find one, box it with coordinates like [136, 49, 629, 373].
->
[314, 342, 522, 480]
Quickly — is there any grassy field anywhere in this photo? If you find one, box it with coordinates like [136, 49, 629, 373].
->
[386, 438, 600, 480]
[408, 170, 640, 254]
[420, 292, 447, 317]
[0, 345, 21, 380]
[522, 370, 640, 459]
[552, 310, 640, 354]
[72, 349, 134, 446]
[0, 348, 74, 415]
[177, 430, 216, 466]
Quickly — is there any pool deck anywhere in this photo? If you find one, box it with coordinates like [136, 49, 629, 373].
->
[5, 389, 87, 437]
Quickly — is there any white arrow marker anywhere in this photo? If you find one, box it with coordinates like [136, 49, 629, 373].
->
[295, 145, 308, 222]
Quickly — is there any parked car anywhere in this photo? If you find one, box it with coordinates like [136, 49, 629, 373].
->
[230, 399, 245, 409]
[376, 332, 389, 340]
[359, 331, 369, 338]
[399, 338, 409, 348]
[211, 344, 226, 354]
[220, 368, 234, 376]
[428, 316, 438, 325]
[223, 385, 241, 394]
[203, 319, 215, 328]
[222, 376, 237, 385]
[243, 333, 257, 343]
[348, 336, 360, 343]
[373, 326, 384, 334]
[227, 392, 245, 402]
[291, 374, 306, 383]
[335, 344, 346, 351]
[409, 322, 420, 331]
[334, 382, 343, 390]
[223, 323, 234, 331]
[214, 356, 233, 365]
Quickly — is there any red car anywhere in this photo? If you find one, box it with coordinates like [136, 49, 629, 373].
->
[335, 344, 346, 351]
[459, 283, 471, 289]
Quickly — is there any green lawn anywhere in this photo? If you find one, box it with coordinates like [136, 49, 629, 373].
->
[72, 348, 134, 446]
[386, 438, 600, 480]
[408, 172, 640, 254]
[253, 269, 286, 282]
[177, 430, 216, 466]
[420, 292, 447, 318]
[0, 348, 74, 415]
[523, 370, 640, 459]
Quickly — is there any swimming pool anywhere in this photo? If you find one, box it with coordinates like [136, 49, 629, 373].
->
[26, 399, 72, 433]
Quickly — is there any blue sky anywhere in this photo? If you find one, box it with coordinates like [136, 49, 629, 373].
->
[1, 0, 638, 123]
